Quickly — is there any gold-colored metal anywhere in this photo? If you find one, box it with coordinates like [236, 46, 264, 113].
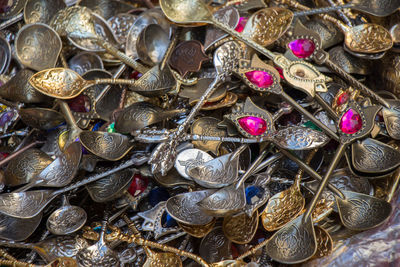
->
[178, 219, 216, 238]
[282, 0, 393, 54]
[201, 92, 238, 111]
[191, 117, 226, 155]
[223, 210, 259, 244]
[331, 87, 360, 114]
[261, 149, 316, 231]
[312, 226, 333, 259]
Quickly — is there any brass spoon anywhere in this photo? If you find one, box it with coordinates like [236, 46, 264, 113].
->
[283, 0, 393, 54]
[264, 104, 383, 264]
[13, 142, 82, 192]
[261, 149, 316, 232]
[293, 0, 400, 17]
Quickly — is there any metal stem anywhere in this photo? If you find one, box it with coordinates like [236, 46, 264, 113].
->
[293, 3, 352, 17]
[0, 13, 23, 31]
[0, 141, 43, 167]
[282, 91, 340, 141]
[304, 143, 346, 219]
[326, 0, 353, 26]
[235, 149, 269, 189]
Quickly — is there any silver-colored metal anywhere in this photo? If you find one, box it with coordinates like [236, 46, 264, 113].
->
[86, 168, 134, 202]
[24, 0, 66, 24]
[19, 108, 65, 130]
[187, 145, 247, 188]
[76, 215, 120, 267]
[198, 150, 275, 217]
[0, 158, 139, 218]
[68, 52, 104, 75]
[46, 195, 87, 235]
[136, 24, 170, 66]
[174, 148, 213, 180]
[0, 236, 89, 262]
[270, 126, 329, 150]
[13, 142, 82, 192]
[0, 213, 42, 241]
[137, 201, 181, 239]
[15, 23, 62, 71]
[166, 189, 216, 225]
[0, 36, 11, 75]
[199, 226, 231, 263]
[115, 102, 185, 134]
[149, 41, 242, 175]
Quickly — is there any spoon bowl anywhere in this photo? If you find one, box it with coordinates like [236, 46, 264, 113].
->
[79, 131, 133, 161]
[160, 0, 212, 25]
[19, 108, 65, 130]
[136, 24, 170, 66]
[345, 24, 393, 54]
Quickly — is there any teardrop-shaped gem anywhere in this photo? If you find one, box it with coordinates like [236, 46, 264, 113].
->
[288, 39, 316, 58]
[336, 92, 349, 106]
[161, 212, 177, 228]
[128, 174, 149, 197]
[235, 17, 248, 33]
[238, 116, 267, 136]
[339, 108, 362, 134]
[245, 70, 274, 88]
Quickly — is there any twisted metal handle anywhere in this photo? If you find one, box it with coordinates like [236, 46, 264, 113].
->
[293, 3, 352, 17]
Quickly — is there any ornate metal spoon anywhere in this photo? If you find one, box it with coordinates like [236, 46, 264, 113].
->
[0, 213, 42, 241]
[187, 145, 247, 188]
[46, 195, 87, 235]
[264, 102, 381, 264]
[76, 214, 120, 267]
[0, 236, 89, 262]
[293, 0, 400, 17]
[281, 149, 392, 231]
[13, 142, 82, 192]
[0, 158, 141, 218]
[283, 0, 393, 54]
[24, 0, 66, 24]
[15, 23, 62, 71]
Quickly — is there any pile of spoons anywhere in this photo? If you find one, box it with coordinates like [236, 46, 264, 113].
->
[0, 0, 398, 266]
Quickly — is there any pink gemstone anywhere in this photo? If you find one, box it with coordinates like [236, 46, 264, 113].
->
[288, 39, 316, 58]
[339, 108, 362, 134]
[67, 95, 91, 113]
[238, 116, 267, 136]
[336, 92, 349, 106]
[235, 17, 248, 33]
[128, 174, 148, 197]
[245, 70, 274, 88]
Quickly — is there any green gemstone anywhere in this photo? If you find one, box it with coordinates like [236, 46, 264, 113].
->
[303, 121, 321, 132]
[107, 122, 116, 133]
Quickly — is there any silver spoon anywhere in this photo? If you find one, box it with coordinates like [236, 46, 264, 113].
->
[13, 141, 82, 192]
[46, 195, 87, 235]
[0, 158, 140, 218]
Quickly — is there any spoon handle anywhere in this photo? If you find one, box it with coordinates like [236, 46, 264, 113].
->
[211, 17, 276, 61]
[280, 149, 345, 198]
[293, 3, 352, 17]
[56, 158, 137, 195]
[0, 240, 35, 250]
[94, 78, 136, 86]
[95, 39, 149, 74]
[322, 56, 390, 108]
[235, 149, 269, 189]
[281, 91, 339, 141]
[325, 0, 353, 26]
[304, 143, 347, 219]
[0, 12, 23, 31]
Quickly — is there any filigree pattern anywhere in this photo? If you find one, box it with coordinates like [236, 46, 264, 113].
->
[39, 236, 89, 262]
[261, 186, 304, 231]
[47, 206, 87, 235]
[272, 126, 329, 150]
[76, 243, 120, 267]
[223, 211, 258, 244]
[143, 252, 182, 267]
[313, 226, 332, 258]
[346, 24, 393, 54]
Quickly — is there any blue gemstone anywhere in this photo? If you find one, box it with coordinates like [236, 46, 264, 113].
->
[161, 212, 177, 228]
[93, 226, 111, 234]
[92, 122, 104, 132]
[245, 186, 264, 205]
[148, 187, 170, 207]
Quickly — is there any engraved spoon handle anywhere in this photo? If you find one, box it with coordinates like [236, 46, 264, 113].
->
[293, 3, 352, 17]
[55, 158, 137, 195]
[235, 149, 269, 189]
[95, 39, 149, 74]
[0, 240, 35, 250]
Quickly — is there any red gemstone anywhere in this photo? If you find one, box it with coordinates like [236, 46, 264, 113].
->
[245, 70, 274, 88]
[235, 17, 248, 33]
[238, 116, 267, 136]
[336, 92, 349, 106]
[288, 39, 316, 58]
[128, 174, 148, 197]
[231, 243, 239, 259]
[275, 67, 284, 79]
[0, 0, 13, 14]
[67, 95, 91, 113]
[129, 71, 143, 80]
[339, 108, 362, 134]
